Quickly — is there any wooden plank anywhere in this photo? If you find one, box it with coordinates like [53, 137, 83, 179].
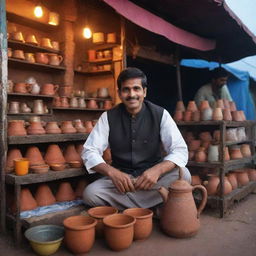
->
[90, 43, 120, 51]
[176, 46, 183, 101]
[5, 169, 87, 185]
[74, 70, 113, 76]
[8, 133, 89, 145]
[8, 92, 54, 99]
[0, 0, 8, 233]
[52, 107, 105, 111]
[176, 120, 255, 127]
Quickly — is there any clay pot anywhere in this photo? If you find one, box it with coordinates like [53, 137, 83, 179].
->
[34, 184, 56, 206]
[8, 101, 20, 114]
[75, 179, 89, 199]
[216, 99, 224, 109]
[191, 175, 202, 185]
[175, 101, 185, 112]
[76, 144, 84, 155]
[8, 120, 27, 136]
[27, 121, 46, 135]
[235, 171, 249, 187]
[227, 173, 238, 190]
[58, 86, 73, 97]
[195, 147, 207, 162]
[123, 208, 153, 241]
[207, 144, 219, 162]
[199, 100, 210, 111]
[53, 97, 61, 107]
[238, 110, 246, 121]
[32, 99, 45, 114]
[63, 144, 82, 164]
[204, 174, 219, 196]
[84, 121, 94, 133]
[6, 148, 23, 173]
[216, 177, 233, 195]
[186, 101, 198, 112]
[87, 100, 98, 109]
[103, 214, 136, 251]
[229, 101, 237, 111]
[103, 100, 112, 110]
[240, 144, 251, 157]
[188, 151, 195, 161]
[229, 146, 243, 160]
[188, 140, 201, 151]
[78, 98, 86, 108]
[60, 97, 69, 108]
[45, 122, 61, 134]
[247, 169, 256, 181]
[223, 109, 232, 121]
[103, 148, 112, 165]
[88, 206, 118, 238]
[173, 110, 183, 122]
[13, 83, 31, 93]
[20, 188, 38, 212]
[223, 99, 230, 109]
[184, 132, 195, 142]
[14, 158, 29, 176]
[213, 130, 220, 142]
[199, 132, 212, 142]
[56, 182, 76, 202]
[191, 111, 200, 122]
[212, 108, 223, 121]
[231, 111, 242, 121]
[35, 52, 49, 64]
[183, 111, 192, 122]
[97, 88, 109, 98]
[201, 141, 211, 150]
[63, 215, 97, 254]
[73, 120, 86, 133]
[44, 144, 66, 165]
[25, 146, 45, 166]
[70, 97, 79, 108]
[224, 146, 230, 161]
[61, 121, 77, 134]
[41, 83, 59, 96]
[201, 107, 213, 121]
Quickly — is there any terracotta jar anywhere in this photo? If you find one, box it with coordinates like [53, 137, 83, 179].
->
[13, 83, 31, 93]
[70, 97, 79, 108]
[58, 86, 73, 97]
[201, 141, 211, 150]
[56, 182, 76, 202]
[199, 100, 210, 111]
[35, 52, 49, 64]
[123, 208, 153, 241]
[216, 99, 224, 109]
[236, 170, 249, 187]
[195, 147, 207, 162]
[6, 148, 23, 173]
[212, 107, 223, 121]
[175, 101, 185, 112]
[32, 99, 45, 114]
[201, 107, 213, 121]
[41, 84, 59, 96]
[240, 144, 251, 157]
[61, 121, 77, 134]
[45, 122, 62, 134]
[216, 177, 233, 195]
[44, 144, 66, 165]
[88, 206, 118, 238]
[183, 111, 192, 122]
[223, 99, 230, 109]
[158, 167, 207, 238]
[48, 53, 63, 66]
[20, 103, 31, 113]
[53, 96, 61, 107]
[227, 172, 238, 190]
[224, 146, 230, 161]
[223, 109, 232, 121]
[238, 110, 246, 121]
[186, 101, 198, 112]
[230, 146, 243, 160]
[199, 132, 212, 142]
[247, 169, 256, 181]
[173, 110, 183, 121]
[75, 179, 89, 199]
[63, 215, 97, 254]
[191, 175, 202, 185]
[20, 188, 38, 212]
[84, 121, 94, 133]
[188, 151, 195, 161]
[188, 140, 201, 151]
[63, 144, 82, 164]
[229, 101, 237, 111]
[76, 143, 84, 155]
[191, 111, 200, 122]
[231, 111, 242, 121]
[73, 119, 86, 133]
[78, 98, 86, 108]
[213, 130, 220, 142]
[27, 121, 46, 135]
[8, 101, 20, 114]
[8, 120, 27, 136]
[25, 146, 45, 166]
[103, 100, 112, 110]
[207, 144, 219, 162]
[34, 184, 56, 206]
[204, 174, 219, 196]
[87, 100, 98, 109]
[60, 97, 69, 108]
[184, 131, 195, 142]
[103, 214, 136, 251]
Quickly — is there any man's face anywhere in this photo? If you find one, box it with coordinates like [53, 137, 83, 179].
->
[213, 76, 228, 88]
[118, 78, 147, 113]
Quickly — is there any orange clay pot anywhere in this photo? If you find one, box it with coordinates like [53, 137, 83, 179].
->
[191, 175, 202, 185]
[227, 172, 238, 190]
[56, 182, 76, 202]
[175, 101, 185, 112]
[191, 111, 200, 122]
[212, 107, 223, 121]
[195, 147, 207, 162]
[84, 121, 94, 133]
[6, 148, 23, 173]
[75, 179, 89, 199]
[216, 177, 233, 195]
[247, 169, 256, 181]
[235, 170, 249, 187]
[63, 144, 82, 164]
[183, 111, 192, 122]
[44, 144, 66, 165]
[240, 144, 251, 157]
[14, 158, 29, 176]
[186, 101, 198, 112]
[199, 100, 210, 111]
[204, 174, 219, 196]
[20, 188, 38, 212]
[230, 146, 243, 160]
[34, 184, 56, 206]
[223, 109, 232, 121]
[8, 120, 27, 136]
[25, 146, 45, 166]
[229, 101, 237, 111]
[61, 121, 77, 134]
[173, 110, 183, 121]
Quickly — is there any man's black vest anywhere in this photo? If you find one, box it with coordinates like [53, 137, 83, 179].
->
[107, 100, 164, 177]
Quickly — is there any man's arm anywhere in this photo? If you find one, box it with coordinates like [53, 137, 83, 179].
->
[135, 109, 188, 190]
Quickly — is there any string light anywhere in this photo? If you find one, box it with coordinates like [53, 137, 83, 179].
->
[34, 5, 43, 18]
[83, 27, 92, 39]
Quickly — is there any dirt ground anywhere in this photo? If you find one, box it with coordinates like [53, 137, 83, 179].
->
[0, 193, 256, 256]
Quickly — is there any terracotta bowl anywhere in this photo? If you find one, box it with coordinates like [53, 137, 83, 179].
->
[30, 164, 49, 174]
[69, 161, 82, 168]
[50, 164, 66, 171]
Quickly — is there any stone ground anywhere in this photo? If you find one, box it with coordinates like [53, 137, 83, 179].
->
[0, 193, 256, 256]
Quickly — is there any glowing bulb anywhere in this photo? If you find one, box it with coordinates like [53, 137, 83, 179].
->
[83, 27, 92, 39]
[48, 12, 59, 26]
[34, 5, 43, 18]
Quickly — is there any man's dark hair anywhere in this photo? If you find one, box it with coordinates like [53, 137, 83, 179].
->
[117, 67, 147, 90]
[211, 67, 228, 79]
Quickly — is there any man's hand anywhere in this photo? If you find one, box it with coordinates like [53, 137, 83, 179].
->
[109, 169, 135, 194]
[134, 168, 161, 190]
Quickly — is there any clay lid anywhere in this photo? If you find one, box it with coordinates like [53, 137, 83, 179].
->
[169, 167, 192, 192]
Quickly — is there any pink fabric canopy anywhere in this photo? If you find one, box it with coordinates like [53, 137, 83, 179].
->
[103, 0, 216, 51]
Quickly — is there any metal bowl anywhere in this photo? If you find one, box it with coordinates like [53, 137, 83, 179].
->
[24, 225, 64, 256]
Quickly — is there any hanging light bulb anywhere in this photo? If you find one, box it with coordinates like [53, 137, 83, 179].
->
[83, 27, 92, 39]
[48, 12, 59, 26]
[34, 5, 43, 18]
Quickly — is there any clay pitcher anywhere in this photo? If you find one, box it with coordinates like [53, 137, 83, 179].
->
[41, 83, 59, 96]
[34, 184, 56, 206]
[158, 167, 207, 238]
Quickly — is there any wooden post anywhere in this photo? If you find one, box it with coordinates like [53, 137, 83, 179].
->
[175, 46, 183, 101]
[0, 0, 8, 233]
[121, 17, 126, 69]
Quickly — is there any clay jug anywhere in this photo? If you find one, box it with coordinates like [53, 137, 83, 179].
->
[199, 100, 210, 111]
[227, 172, 238, 190]
[6, 148, 23, 173]
[53, 97, 61, 107]
[87, 100, 98, 109]
[103, 100, 112, 110]
[204, 174, 219, 196]
[191, 175, 202, 185]
[240, 144, 251, 157]
[216, 177, 233, 195]
[45, 122, 61, 134]
[73, 119, 86, 133]
[247, 169, 256, 181]
[41, 83, 59, 96]
[8, 120, 27, 136]
[223, 109, 232, 121]
[8, 101, 20, 114]
[236, 170, 249, 187]
[56, 182, 76, 202]
[195, 147, 207, 162]
[25, 146, 45, 166]
[13, 83, 31, 93]
[230, 146, 243, 160]
[34, 184, 56, 206]
[173, 110, 183, 122]
[63, 144, 82, 164]
[84, 121, 94, 133]
[44, 144, 66, 165]
[35, 52, 49, 64]
[75, 179, 89, 199]
[175, 101, 185, 112]
[27, 121, 46, 135]
[20, 188, 38, 212]
[158, 167, 207, 238]
[212, 107, 223, 121]
[61, 121, 77, 134]
[186, 101, 198, 112]
[183, 111, 192, 122]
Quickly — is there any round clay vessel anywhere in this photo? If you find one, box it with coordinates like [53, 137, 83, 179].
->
[6, 148, 23, 173]
[45, 122, 61, 134]
[175, 101, 185, 112]
[216, 99, 224, 109]
[188, 140, 201, 151]
[30, 164, 49, 174]
[123, 208, 153, 241]
[50, 163, 66, 171]
[247, 169, 256, 181]
[204, 174, 219, 196]
[25, 146, 45, 166]
[20, 188, 38, 212]
[103, 213, 136, 251]
[230, 146, 243, 160]
[229, 101, 237, 111]
[87, 100, 98, 109]
[44, 144, 66, 165]
[75, 179, 89, 199]
[173, 110, 183, 122]
[63, 144, 82, 164]
[213, 130, 220, 142]
[34, 184, 56, 206]
[216, 177, 233, 195]
[56, 182, 76, 202]
[8, 120, 27, 136]
[183, 111, 192, 122]
[195, 147, 207, 162]
[239, 110, 246, 121]
[223, 109, 232, 121]
[240, 144, 251, 157]
[60, 121, 77, 134]
[63, 215, 97, 254]
[53, 97, 61, 107]
[191, 111, 200, 122]
[73, 119, 86, 133]
[212, 107, 223, 121]
[188, 151, 195, 161]
[97, 88, 109, 98]
[227, 173, 238, 190]
[199, 132, 212, 142]
[199, 100, 210, 111]
[27, 121, 46, 135]
[186, 101, 198, 112]
[235, 170, 249, 187]
[103, 100, 112, 110]
[231, 111, 242, 121]
[88, 206, 118, 238]
[84, 121, 94, 133]
[191, 175, 202, 185]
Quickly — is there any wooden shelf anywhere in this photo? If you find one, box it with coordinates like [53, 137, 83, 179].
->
[7, 113, 52, 116]
[176, 120, 254, 127]
[8, 39, 60, 54]
[8, 92, 54, 99]
[8, 133, 89, 145]
[74, 69, 112, 76]
[84, 97, 112, 101]
[225, 140, 252, 146]
[5, 168, 87, 185]
[88, 58, 112, 64]
[90, 43, 120, 50]
[52, 107, 105, 111]
[8, 58, 66, 72]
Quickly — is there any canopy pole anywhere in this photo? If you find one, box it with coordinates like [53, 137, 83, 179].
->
[175, 46, 183, 101]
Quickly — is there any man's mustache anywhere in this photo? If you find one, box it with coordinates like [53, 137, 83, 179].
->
[125, 96, 139, 101]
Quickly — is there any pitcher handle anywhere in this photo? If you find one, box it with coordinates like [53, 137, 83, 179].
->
[58, 55, 63, 63]
[192, 185, 207, 218]
[54, 84, 59, 93]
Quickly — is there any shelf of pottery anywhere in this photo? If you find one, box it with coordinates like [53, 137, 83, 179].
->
[173, 99, 256, 217]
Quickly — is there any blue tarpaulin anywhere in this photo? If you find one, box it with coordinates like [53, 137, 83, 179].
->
[180, 59, 256, 120]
